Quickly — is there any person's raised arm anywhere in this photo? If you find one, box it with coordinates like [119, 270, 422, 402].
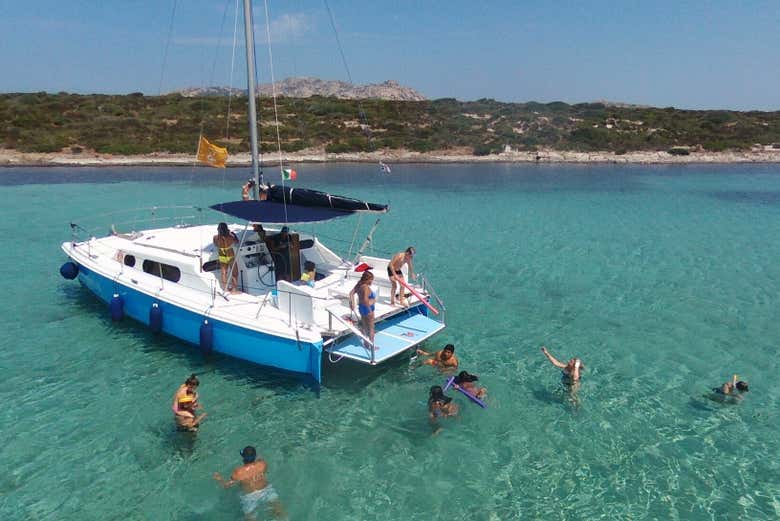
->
[541, 346, 566, 369]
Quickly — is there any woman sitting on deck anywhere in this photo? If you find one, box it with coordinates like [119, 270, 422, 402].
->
[349, 270, 376, 350]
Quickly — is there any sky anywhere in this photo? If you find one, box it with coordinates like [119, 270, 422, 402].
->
[1, 0, 778, 110]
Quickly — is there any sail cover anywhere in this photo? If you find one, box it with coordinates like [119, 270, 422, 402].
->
[267, 186, 388, 212]
[210, 201, 353, 223]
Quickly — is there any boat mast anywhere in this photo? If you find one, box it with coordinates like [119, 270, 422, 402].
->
[242, 0, 261, 198]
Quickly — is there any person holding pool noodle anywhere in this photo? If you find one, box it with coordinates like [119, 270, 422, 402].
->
[444, 371, 488, 408]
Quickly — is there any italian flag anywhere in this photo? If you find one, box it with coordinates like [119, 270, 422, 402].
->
[282, 168, 297, 181]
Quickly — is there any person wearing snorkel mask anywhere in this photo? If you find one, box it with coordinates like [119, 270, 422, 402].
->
[214, 446, 286, 519]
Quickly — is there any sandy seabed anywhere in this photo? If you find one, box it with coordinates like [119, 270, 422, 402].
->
[2, 147, 780, 168]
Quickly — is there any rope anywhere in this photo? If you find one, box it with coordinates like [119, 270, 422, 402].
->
[192, 0, 235, 199]
[262, 0, 290, 226]
[328, 351, 345, 363]
[323, 0, 376, 153]
[225, 0, 241, 140]
[157, 0, 178, 96]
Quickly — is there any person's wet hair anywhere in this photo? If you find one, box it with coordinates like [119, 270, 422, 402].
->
[443, 344, 455, 353]
[217, 222, 229, 237]
[240, 446, 257, 463]
[736, 381, 749, 392]
[428, 385, 451, 405]
[185, 374, 199, 387]
[359, 271, 374, 284]
[455, 371, 478, 384]
[405, 246, 416, 256]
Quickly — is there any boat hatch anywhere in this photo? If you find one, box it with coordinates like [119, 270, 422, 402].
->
[326, 311, 445, 364]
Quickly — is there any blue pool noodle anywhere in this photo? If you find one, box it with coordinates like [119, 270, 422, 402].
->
[443, 376, 487, 408]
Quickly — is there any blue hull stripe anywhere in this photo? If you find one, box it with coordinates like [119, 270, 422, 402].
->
[75, 264, 323, 383]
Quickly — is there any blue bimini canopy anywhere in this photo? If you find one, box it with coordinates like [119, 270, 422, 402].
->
[210, 200, 353, 224]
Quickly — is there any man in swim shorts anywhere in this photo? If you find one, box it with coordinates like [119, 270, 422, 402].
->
[387, 247, 416, 306]
[417, 343, 459, 370]
[214, 446, 285, 519]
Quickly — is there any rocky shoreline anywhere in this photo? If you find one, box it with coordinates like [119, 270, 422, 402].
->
[2, 147, 780, 167]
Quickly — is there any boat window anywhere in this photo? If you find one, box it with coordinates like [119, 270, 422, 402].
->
[142, 259, 181, 283]
[123, 255, 136, 267]
[202, 260, 219, 272]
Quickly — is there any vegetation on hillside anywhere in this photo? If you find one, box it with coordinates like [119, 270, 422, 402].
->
[2, 92, 779, 155]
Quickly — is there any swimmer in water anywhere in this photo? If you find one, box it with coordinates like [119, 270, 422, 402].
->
[428, 385, 458, 422]
[712, 374, 749, 402]
[214, 446, 286, 519]
[453, 370, 487, 399]
[417, 344, 459, 371]
[173, 374, 201, 415]
[174, 393, 207, 432]
[541, 346, 583, 385]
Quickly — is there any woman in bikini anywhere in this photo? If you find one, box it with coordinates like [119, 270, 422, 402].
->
[213, 222, 239, 292]
[349, 271, 376, 349]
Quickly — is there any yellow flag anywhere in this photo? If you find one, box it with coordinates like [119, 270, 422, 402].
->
[196, 136, 228, 168]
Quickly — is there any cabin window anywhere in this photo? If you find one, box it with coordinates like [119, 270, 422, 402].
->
[124, 255, 136, 267]
[202, 260, 219, 272]
[142, 259, 181, 283]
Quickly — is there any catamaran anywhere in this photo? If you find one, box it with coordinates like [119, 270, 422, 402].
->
[58, 0, 446, 384]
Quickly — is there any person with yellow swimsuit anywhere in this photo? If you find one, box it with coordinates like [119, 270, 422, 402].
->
[213, 222, 239, 292]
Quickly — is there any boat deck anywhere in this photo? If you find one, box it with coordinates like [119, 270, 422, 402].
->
[324, 305, 445, 364]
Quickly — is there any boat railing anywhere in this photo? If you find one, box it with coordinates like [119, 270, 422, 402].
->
[69, 205, 208, 243]
[418, 273, 446, 324]
[325, 307, 376, 363]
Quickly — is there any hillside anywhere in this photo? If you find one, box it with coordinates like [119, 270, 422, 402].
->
[176, 77, 426, 102]
[2, 92, 780, 157]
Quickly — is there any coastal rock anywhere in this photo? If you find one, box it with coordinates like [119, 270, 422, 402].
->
[175, 78, 426, 101]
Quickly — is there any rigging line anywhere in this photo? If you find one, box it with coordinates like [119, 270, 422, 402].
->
[262, 0, 289, 226]
[192, 0, 234, 198]
[249, 5, 265, 186]
[157, 0, 178, 96]
[323, 0, 376, 153]
[225, 0, 241, 140]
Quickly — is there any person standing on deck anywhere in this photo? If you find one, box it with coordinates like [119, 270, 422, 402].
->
[214, 446, 286, 519]
[349, 270, 376, 349]
[214, 222, 239, 293]
[242, 179, 255, 201]
[387, 247, 416, 306]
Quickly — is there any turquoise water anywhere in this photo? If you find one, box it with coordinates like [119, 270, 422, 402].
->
[1, 163, 779, 520]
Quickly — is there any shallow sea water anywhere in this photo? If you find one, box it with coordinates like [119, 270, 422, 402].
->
[1, 163, 779, 520]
